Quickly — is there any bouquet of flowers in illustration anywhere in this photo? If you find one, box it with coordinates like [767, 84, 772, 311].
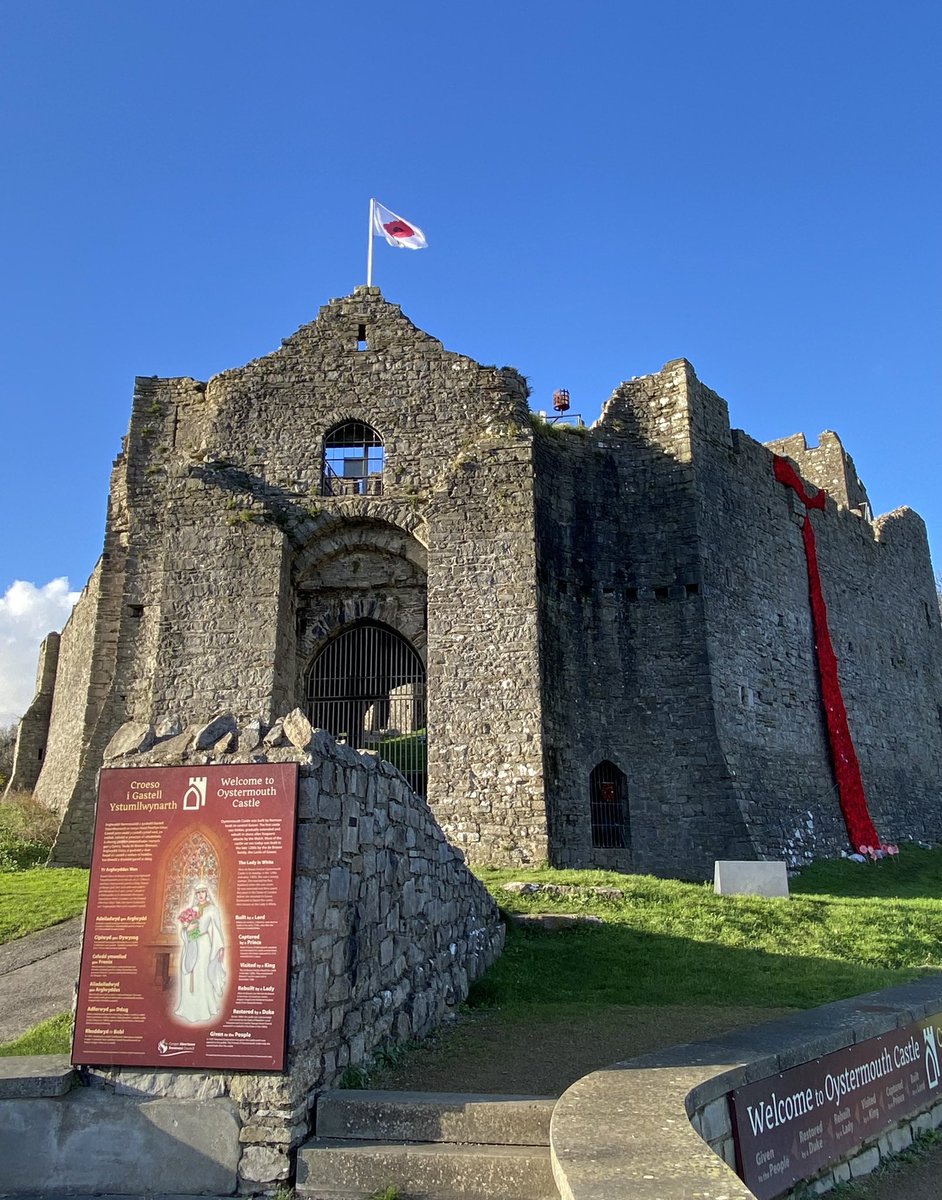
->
[177, 906, 201, 973]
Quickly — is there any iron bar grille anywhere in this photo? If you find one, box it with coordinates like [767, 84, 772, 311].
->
[321, 421, 384, 496]
[589, 761, 629, 849]
[306, 620, 426, 797]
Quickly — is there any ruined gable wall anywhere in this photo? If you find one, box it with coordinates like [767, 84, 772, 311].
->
[532, 362, 753, 880]
[4, 631, 59, 795]
[190, 289, 546, 862]
[690, 378, 942, 862]
[34, 594, 96, 818]
[43, 289, 549, 865]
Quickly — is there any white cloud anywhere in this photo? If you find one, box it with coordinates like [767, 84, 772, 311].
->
[0, 579, 79, 727]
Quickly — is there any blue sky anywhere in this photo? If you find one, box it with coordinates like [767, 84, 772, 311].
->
[0, 1, 939, 721]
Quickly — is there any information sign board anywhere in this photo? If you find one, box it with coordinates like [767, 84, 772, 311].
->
[72, 763, 299, 1071]
[730, 1012, 942, 1198]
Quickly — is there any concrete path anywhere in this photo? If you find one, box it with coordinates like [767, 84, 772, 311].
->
[0, 917, 82, 1043]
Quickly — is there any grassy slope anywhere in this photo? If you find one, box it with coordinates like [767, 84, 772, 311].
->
[3, 846, 941, 1058]
[0, 868, 89, 942]
[477, 849, 942, 1011]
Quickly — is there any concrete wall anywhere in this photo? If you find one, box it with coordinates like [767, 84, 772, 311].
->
[551, 975, 942, 1200]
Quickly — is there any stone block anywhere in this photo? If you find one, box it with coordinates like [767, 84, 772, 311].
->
[714, 860, 789, 898]
[103, 721, 156, 761]
[193, 712, 238, 750]
[149, 724, 200, 762]
[0, 1054, 75, 1098]
[284, 707, 315, 750]
[848, 1145, 881, 1177]
[0, 1091, 240, 1194]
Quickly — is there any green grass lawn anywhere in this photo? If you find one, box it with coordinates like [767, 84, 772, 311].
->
[2, 844, 941, 1060]
[476, 847, 942, 1012]
[0, 1011, 72, 1057]
[0, 867, 89, 943]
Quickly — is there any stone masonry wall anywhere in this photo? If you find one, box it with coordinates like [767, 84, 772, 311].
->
[427, 431, 548, 865]
[766, 429, 871, 514]
[689, 374, 942, 862]
[3, 631, 59, 795]
[37, 288, 549, 867]
[25, 289, 942, 878]
[534, 366, 753, 878]
[93, 709, 505, 1191]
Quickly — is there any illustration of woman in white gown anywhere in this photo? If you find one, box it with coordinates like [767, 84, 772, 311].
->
[174, 881, 227, 1024]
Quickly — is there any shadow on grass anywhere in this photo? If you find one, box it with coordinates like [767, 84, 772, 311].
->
[371, 921, 937, 1097]
[484, 919, 932, 1011]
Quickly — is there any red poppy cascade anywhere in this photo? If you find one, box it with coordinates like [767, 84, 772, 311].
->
[772, 455, 887, 855]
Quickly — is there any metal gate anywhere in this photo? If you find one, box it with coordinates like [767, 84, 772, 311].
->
[589, 761, 629, 849]
[306, 621, 426, 796]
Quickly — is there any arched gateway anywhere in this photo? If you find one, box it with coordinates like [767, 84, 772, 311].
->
[305, 620, 427, 796]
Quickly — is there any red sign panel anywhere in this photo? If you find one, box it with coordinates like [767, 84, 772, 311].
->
[73, 763, 299, 1072]
[730, 1012, 942, 1198]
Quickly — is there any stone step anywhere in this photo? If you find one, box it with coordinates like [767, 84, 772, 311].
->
[296, 1136, 558, 1200]
[315, 1089, 555, 1146]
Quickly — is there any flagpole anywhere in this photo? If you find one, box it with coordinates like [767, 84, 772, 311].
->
[367, 198, 374, 287]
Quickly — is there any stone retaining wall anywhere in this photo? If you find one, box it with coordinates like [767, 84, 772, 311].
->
[37, 710, 506, 1193]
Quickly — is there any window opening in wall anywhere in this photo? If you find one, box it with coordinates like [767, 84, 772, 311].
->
[589, 761, 629, 849]
[626, 587, 638, 602]
[685, 583, 700, 597]
[654, 586, 669, 601]
[357, 323, 368, 351]
[322, 421, 384, 496]
[306, 620, 426, 797]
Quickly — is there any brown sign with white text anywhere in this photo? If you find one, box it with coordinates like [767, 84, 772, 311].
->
[73, 763, 298, 1071]
[730, 1012, 942, 1198]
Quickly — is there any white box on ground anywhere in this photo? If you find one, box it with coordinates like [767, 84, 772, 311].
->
[714, 860, 789, 898]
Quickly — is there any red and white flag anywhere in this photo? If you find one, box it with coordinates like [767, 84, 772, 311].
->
[372, 200, 427, 250]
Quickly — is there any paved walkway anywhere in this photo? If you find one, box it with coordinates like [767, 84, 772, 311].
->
[0, 917, 82, 1043]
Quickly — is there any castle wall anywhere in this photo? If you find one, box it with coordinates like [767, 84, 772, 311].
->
[38, 289, 548, 867]
[534, 365, 752, 879]
[765, 429, 871, 514]
[27, 289, 942, 875]
[427, 434, 547, 865]
[68, 715, 505, 1191]
[688, 375, 942, 862]
[3, 631, 59, 795]
[34, 559, 117, 834]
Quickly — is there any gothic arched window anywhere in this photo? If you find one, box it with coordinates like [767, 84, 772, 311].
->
[321, 421, 384, 496]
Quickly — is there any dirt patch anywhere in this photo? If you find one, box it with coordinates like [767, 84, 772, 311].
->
[370, 1002, 795, 1097]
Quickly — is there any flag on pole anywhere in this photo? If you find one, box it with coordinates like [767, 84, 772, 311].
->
[372, 200, 428, 250]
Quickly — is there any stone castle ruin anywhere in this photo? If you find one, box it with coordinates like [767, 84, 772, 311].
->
[7, 287, 942, 876]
